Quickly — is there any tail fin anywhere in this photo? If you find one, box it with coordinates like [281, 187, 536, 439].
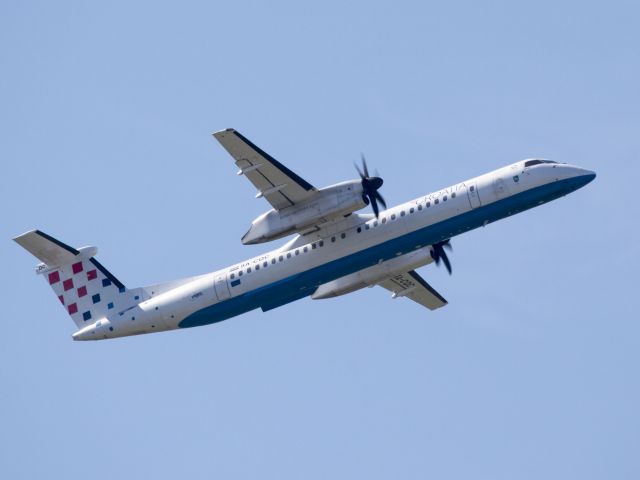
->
[14, 230, 134, 328]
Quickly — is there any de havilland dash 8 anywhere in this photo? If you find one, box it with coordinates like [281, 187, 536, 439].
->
[14, 129, 595, 340]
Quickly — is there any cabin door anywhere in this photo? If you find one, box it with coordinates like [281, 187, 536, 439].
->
[467, 182, 481, 208]
[214, 273, 231, 302]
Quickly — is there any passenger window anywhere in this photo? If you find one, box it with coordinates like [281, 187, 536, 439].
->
[247, 267, 251, 273]
[365, 224, 370, 230]
[418, 205, 423, 211]
[410, 207, 414, 214]
[279, 256, 283, 262]
[435, 198, 439, 204]
[391, 214, 396, 220]
[341, 233, 346, 239]
[374, 221, 378, 227]
[255, 264, 260, 270]
[263, 261, 268, 267]
[443, 195, 447, 201]
[272, 258, 276, 264]
[331, 236, 336, 242]
[452, 192, 456, 198]
[238, 271, 243, 277]
[470, 185, 475, 192]
[319, 240, 324, 247]
[400, 211, 405, 217]
[312, 243, 316, 249]
[382, 218, 387, 224]
[230, 273, 235, 279]
[295, 249, 299, 256]
[357, 227, 362, 233]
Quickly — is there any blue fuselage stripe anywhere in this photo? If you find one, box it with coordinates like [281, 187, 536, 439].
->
[179, 175, 591, 329]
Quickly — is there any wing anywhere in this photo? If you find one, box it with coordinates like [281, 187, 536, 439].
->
[213, 128, 317, 210]
[378, 270, 448, 310]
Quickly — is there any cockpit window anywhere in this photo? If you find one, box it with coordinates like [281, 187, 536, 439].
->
[524, 159, 557, 167]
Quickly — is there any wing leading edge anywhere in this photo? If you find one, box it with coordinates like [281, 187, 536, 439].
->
[378, 270, 448, 310]
[213, 128, 317, 210]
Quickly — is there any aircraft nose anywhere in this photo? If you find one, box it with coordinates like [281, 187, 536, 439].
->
[568, 167, 596, 190]
[578, 168, 596, 184]
[585, 170, 596, 183]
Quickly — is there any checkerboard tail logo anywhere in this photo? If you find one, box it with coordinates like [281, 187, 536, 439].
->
[13, 230, 133, 328]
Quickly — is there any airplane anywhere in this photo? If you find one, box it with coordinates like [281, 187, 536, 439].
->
[14, 129, 596, 341]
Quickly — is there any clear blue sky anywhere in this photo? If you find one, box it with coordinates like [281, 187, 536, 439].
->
[2, 1, 638, 478]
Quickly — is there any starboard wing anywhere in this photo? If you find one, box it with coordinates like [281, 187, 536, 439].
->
[378, 270, 448, 310]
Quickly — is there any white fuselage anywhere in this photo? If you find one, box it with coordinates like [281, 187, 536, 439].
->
[73, 161, 595, 340]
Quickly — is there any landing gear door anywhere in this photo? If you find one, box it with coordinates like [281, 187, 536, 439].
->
[214, 273, 231, 302]
[467, 182, 481, 209]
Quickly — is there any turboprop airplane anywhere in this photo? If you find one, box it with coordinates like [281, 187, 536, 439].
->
[14, 129, 596, 341]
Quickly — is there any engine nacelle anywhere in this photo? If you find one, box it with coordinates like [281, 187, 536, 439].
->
[242, 180, 367, 244]
[311, 247, 435, 299]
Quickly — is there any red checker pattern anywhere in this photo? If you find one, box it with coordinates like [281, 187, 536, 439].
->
[87, 270, 98, 281]
[72, 262, 83, 274]
[77, 286, 87, 297]
[48, 271, 60, 285]
[68, 303, 78, 315]
[58, 295, 65, 305]
[63, 278, 74, 291]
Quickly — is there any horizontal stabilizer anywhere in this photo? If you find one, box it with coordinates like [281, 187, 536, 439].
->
[13, 230, 80, 268]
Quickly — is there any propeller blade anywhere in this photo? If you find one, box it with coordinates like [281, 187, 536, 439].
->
[431, 241, 453, 275]
[354, 161, 364, 179]
[361, 153, 370, 177]
[374, 190, 387, 209]
[440, 250, 452, 275]
[370, 194, 380, 218]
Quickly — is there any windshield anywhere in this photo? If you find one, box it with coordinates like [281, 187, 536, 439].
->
[524, 159, 557, 167]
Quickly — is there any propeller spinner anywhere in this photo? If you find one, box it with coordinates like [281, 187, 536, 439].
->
[355, 154, 387, 218]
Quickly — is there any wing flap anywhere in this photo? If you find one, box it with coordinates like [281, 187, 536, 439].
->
[213, 128, 317, 210]
[378, 270, 447, 310]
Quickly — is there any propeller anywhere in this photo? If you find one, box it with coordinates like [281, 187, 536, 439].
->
[355, 154, 387, 218]
[430, 239, 453, 275]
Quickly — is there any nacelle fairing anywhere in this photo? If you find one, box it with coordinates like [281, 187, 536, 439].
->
[242, 180, 367, 244]
[311, 246, 435, 299]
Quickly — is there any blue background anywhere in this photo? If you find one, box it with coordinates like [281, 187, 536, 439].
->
[1, 1, 638, 478]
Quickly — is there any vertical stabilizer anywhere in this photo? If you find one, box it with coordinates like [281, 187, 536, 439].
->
[14, 230, 141, 328]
